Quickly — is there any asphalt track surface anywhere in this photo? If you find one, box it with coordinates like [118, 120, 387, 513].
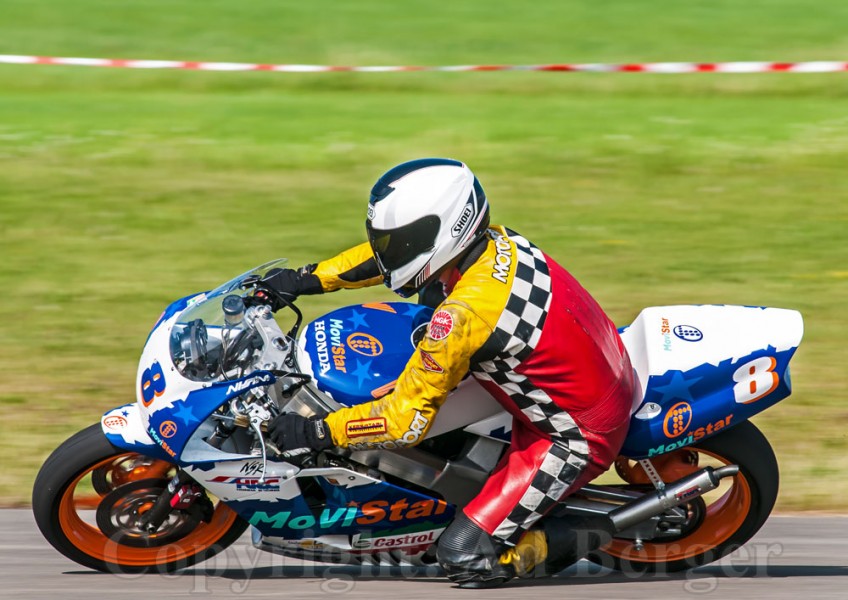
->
[4, 511, 848, 599]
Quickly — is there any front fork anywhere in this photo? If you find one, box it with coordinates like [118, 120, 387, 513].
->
[138, 470, 211, 533]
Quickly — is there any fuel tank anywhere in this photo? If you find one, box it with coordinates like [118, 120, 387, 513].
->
[296, 302, 433, 406]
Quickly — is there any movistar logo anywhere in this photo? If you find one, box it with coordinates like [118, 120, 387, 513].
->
[249, 498, 448, 531]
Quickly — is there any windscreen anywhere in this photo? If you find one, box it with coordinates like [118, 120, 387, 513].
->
[168, 259, 288, 381]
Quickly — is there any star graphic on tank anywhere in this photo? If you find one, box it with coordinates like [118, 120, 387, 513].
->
[172, 402, 199, 425]
[348, 310, 369, 330]
[121, 410, 130, 417]
[351, 359, 373, 388]
[402, 303, 425, 317]
[652, 371, 702, 403]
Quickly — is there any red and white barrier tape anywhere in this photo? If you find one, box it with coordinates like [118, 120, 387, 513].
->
[1, 54, 847, 73]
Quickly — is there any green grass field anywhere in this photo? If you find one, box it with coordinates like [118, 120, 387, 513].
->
[1, 0, 847, 507]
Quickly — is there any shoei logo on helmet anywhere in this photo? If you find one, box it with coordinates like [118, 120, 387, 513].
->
[367, 204, 376, 221]
[451, 203, 475, 238]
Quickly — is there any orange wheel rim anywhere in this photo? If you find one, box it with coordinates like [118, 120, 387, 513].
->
[98, 455, 175, 490]
[58, 453, 240, 567]
[603, 449, 752, 563]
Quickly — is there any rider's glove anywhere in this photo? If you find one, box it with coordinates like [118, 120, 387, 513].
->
[245, 265, 323, 311]
[267, 413, 334, 459]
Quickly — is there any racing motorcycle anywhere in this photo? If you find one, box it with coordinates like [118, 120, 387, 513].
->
[33, 259, 804, 575]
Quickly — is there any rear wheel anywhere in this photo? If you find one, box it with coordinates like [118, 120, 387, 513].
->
[33, 423, 248, 573]
[591, 420, 779, 573]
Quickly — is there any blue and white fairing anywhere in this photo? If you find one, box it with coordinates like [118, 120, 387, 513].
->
[101, 263, 456, 553]
[101, 291, 211, 462]
[101, 260, 290, 464]
[296, 302, 434, 407]
[618, 305, 804, 458]
[296, 301, 507, 441]
[231, 468, 454, 538]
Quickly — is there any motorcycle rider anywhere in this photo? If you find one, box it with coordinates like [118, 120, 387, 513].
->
[261, 158, 635, 588]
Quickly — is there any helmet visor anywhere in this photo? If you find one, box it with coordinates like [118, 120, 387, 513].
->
[367, 214, 441, 273]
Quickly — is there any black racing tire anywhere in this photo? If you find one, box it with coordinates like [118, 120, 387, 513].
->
[32, 423, 249, 573]
[589, 419, 779, 573]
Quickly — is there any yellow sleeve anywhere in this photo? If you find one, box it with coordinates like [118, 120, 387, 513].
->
[324, 300, 494, 450]
[312, 242, 383, 292]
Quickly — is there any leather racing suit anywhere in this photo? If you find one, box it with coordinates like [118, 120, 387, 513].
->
[309, 225, 635, 575]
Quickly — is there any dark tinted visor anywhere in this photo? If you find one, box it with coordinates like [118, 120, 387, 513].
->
[368, 215, 440, 272]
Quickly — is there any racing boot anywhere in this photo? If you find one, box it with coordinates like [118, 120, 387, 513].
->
[498, 514, 615, 579]
[496, 528, 548, 578]
[436, 513, 515, 589]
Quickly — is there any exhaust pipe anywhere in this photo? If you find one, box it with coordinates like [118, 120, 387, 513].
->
[608, 464, 740, 532]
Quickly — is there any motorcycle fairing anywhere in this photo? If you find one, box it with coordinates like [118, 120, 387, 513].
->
[619, 305, 803, 458]
[204, 466, 455, 539]
[145, 370, 278, 463]
[101, 403, 173, 462]
[297, 302, 434, 406]
[135, 299, 283, 463]
[103, 369, 278, 464]
[145, 291, 207, 343]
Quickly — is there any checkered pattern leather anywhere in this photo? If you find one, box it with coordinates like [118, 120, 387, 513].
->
[493, 437, 589, 543]
[473, 231, 552, 363]
[471, 230, 592, 542]
[473, 231, 582, 438]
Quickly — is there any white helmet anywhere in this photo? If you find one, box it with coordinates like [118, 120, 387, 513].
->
[366, 158, 490, 298]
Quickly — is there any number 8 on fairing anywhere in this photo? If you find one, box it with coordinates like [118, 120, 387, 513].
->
[140, 361, 166, 406]
[733, 357, 779, 404]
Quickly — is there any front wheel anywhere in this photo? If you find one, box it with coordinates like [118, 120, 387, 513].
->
[591, 419, 779, 573]
[33, 423, 248, 573]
